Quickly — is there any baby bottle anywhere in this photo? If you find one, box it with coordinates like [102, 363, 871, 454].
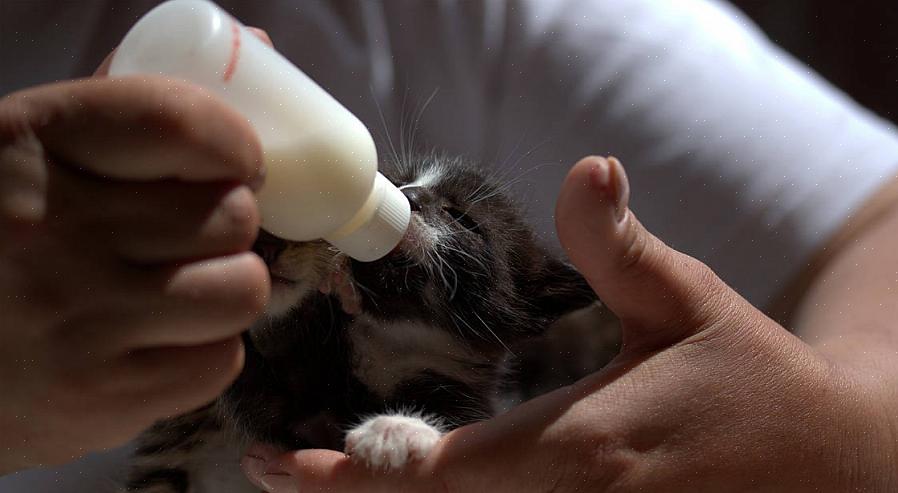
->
[109, 0, 410, 261]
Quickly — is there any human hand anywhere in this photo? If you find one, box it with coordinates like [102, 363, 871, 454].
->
[0, 72, 268, 473]
[240, 156, 896, 492]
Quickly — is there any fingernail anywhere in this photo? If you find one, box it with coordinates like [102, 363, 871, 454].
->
[241, 444, 282, 488]
[586, 156, 610, 190]
[260, 472, 298, 493]
[607, 156, 630, 223]
[584, 156, 627, 223]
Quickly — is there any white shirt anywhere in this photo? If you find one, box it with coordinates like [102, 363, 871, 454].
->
[1, 1, 897, 491]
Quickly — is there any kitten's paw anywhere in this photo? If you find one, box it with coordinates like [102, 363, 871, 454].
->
[345, 414, 443, 470]
[318, 257, 361, 315]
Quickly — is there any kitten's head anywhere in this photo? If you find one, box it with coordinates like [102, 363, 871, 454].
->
[255, 153, 597, 351]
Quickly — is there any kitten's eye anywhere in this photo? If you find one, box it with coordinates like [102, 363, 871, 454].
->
[442, 206, 481, 235]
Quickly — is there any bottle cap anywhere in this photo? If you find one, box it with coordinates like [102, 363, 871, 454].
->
[326, 173, 411, 262]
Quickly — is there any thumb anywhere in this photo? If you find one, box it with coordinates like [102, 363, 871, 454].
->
[556, 156, 739, 349]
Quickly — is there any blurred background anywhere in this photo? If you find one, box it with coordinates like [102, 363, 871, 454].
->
[731, 0, 897, 123]
[1, 0, 894, 124]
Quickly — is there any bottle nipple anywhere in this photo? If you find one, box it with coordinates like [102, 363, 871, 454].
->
[324, 173, 411, 261]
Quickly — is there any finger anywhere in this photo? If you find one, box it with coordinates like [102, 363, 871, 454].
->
[247, 27, 273, 47]
[240, 444, 285, 491]
[243, 447, 433, 493]
[0, 128, 46, 234]
[555, 156, 744, 348]
[99, 183, 260, 263]
[129, 252, 269, 347]
[119, 336, 246, 420]
[59, 252, 269, 350]
[49, 164, 260, 263]
[139, 252, 269, 346]
[43, 335, 245, 442]
[3, 77, 263, 184]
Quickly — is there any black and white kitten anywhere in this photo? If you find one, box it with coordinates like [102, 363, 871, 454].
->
[123, 153, 597, 493]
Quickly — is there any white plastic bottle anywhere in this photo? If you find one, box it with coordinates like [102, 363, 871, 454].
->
[108, 0, 410, 262]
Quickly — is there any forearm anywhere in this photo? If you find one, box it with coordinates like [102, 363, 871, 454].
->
[785, 176, 898, 489]
[789, 177, 898, 361]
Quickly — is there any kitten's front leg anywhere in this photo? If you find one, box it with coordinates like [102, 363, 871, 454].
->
[344, 414, 443, 470]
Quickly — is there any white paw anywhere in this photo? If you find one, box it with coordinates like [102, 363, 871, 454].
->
[344, 414, 443, 470]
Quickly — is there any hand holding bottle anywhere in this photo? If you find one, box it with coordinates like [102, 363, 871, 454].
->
[0, 54, 268, 476]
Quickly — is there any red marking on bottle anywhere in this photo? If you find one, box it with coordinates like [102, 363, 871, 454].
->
[223, 18, 241, 82]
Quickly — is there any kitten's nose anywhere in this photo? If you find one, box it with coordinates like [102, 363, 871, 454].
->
[402, 187, 426, 213]
[252, 229, 287, 266]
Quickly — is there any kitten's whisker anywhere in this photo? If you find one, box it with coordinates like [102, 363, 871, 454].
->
[472, 311, 514, 355]
[468, 162, 559, 206]
[370, 84, 400, 166]
[492, 128, 530, 175]
[427, 245, 458, 301]
[407, 87, 439, 162]
[440, 241, 489, 274]
[464, 181, 491, 203]
[470, 150, 556, 203]
[352, 279, 380, 310]
[503, 136, 553, 175]
[399, 87, 411, 168]
[436, 226, 461, 298]
[482, 135, 552, 192]
[441, 212, 476, 235]
[404, 264, 412, 292]
[451, 311, 490, 343]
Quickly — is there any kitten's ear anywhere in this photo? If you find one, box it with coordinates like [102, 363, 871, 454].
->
[529, 255, 599, 322]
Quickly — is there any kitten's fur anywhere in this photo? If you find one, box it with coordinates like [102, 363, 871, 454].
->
[123, 154, 599, 493]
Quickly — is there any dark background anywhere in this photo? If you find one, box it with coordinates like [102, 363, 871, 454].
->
[731, 0, 897, 124]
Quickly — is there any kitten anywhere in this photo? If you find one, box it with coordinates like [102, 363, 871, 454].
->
[123, 153, 598, 493]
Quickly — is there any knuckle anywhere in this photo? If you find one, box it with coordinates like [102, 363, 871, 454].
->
[0, 92, 34, 141]
[229, 125, 264, 182]
[145, 83, 218, 147]
[689, 259, 724, 299]
[233, 255, 270, 317]
[581, 436, 643, 491]
[0, 98, 48, 229]
[187, 253, 269, 321]
[218, 186, 260, 248]
[131, 81, 258, 178]
[546, 429, 636, 492]
[167, 85, 262, 181]
[683, 257, 736, 323]
[126, 78, 202, 131]
[617, 217, 654, 273]
[217, 340, 246, 380]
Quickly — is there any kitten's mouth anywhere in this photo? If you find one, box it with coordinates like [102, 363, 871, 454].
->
[270, 274, 297, 286]
[391, 213, 426, 257]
